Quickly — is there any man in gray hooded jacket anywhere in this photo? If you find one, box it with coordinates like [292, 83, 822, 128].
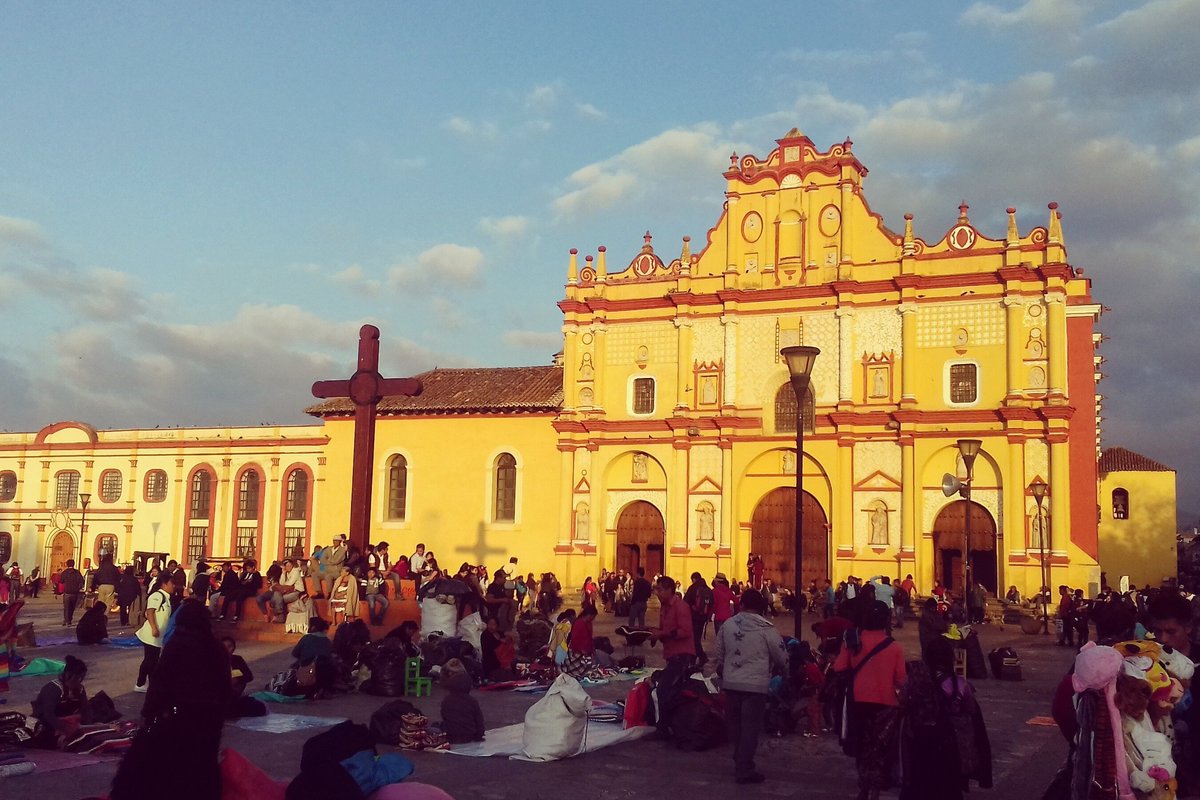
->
[713, 588, 788, 784]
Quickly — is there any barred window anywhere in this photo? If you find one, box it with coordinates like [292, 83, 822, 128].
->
[100, 470, 122, 503]
[0, 532, 11, 562]
[494, 453, 516, 522]
[949, 363, 979, 404]
[774, 384, 814, 434]
[190, 470, 213, 518]
[285, 469, 308, 520]
[56, 471, 81, 508]
[238, 470, 260, 520]
[0, 472, 15, 503]
[632, 377, 655, 415]
[145, 470, 168, 503]
[387, 456, 408, 520]
[187, 526, 209, 564]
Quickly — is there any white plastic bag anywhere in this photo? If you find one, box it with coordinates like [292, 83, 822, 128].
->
[420, 597, 458, 639]
[457, 611, 485, 658]
[522, 672, 592, 761]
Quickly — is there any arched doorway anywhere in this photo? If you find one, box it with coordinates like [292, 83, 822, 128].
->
[932, 500, 997, 594]
[46, 530, 75, 577]
[615, 501, 665, 577]
[750, 488, 828, 590]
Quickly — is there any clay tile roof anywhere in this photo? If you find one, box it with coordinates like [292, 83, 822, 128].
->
[1098, 446, 1174, 475]
[305, 365, 563, 417]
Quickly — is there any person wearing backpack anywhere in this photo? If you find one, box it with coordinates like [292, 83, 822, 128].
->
[713, 588, 788, 784]
[683, 572, 714, 667]
[832, 600, 906, 800]
[134, 572, 179, 693]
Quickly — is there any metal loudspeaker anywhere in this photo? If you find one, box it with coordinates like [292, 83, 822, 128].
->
[941, 472, 965, 498]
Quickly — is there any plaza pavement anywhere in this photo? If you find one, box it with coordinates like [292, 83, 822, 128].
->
[3, 593, 1075, 799]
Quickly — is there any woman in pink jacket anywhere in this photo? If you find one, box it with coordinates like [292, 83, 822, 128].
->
[712, 573, 737, 633]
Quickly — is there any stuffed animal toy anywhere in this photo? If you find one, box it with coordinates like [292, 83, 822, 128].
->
[1116, 673, 1177, 800]
[1157, 646, 1194, 683]
[1074, 643, 1136, 800]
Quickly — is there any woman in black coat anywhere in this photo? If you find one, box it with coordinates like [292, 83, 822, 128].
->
[75, 601, 109, 645]
[110, 599, 231, 800]
[116, 567, 142, 627]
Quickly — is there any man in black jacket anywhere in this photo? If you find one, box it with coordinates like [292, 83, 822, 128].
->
[222, 559, 263, 622]
[60, 559, 85, 626]
[211, 562, 238, 617]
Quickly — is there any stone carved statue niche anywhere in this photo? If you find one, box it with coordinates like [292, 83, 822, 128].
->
[632, 453, 649, 483]
[695, 501, 715, 543]
[574, 502, 590, 542]
[865, 499, 890, 546]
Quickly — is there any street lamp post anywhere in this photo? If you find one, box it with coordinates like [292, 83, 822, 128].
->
[955, 440, 981, 603]
[781, 345, 820, 641]
[1030, 477, 1049, 634]
[78, 492, 92, 562]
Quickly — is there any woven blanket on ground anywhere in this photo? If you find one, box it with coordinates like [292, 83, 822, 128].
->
[12, 658, 65, 677]
[63, 720, 138, 755]
[443, 720, 653, 760]
[249, 691, 308, 704]
[231, 713, 346, 734]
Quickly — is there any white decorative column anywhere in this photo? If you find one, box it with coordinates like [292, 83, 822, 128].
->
[836, 307, 855, 405]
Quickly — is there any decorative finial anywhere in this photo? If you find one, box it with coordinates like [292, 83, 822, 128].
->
[596, 246, 607, 276]
[1006, 207, 1018, 245]
[644, 231, 653, 246]
[680, 236, 691, 275]
[903, 214, 915, 256]
[957, 202, 970, 223]
[1048, 202, 1062, 244]
[730, 152, 738, 167]
[567, 248, 578, 284]
[843, 137, 853, 150]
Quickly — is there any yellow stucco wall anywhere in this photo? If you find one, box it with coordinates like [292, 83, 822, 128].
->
[313, 414, 563, 579]
[1098, 469, 1177, 588]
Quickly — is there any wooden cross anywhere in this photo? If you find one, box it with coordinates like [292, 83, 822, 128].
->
[311, 324, 422, 552]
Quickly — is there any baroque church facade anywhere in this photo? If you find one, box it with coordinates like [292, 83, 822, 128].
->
[0, 130, 1115, 597]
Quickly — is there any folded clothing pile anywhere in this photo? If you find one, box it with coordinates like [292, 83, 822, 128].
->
[0, 744, 34, 778]
[396, 713, 447, 751]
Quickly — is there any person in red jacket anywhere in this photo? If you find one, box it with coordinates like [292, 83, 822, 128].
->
[712, 573, 737, 634]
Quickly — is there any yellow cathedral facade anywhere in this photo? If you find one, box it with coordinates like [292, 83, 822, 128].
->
[1, 130, 1133, 598]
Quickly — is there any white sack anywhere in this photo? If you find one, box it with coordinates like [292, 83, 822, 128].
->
[522, 672, 592, 761]
[420, 597, 458, 639]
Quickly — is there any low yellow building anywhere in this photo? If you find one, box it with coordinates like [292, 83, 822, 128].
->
[0, 421, 326, 578]
[1, 130, 1132, 599]
[1097, 446, 1177, 589]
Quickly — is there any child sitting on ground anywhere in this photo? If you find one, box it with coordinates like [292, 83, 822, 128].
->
[439, 658, 484, 743]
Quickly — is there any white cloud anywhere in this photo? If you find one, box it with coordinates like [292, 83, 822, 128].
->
[552, 125, 747, 219]
[441, 117, 498, 139]
[330, 264, 382, 294]
[525, 84, 560, 111]
[0, 215, 48, 249]
[390, 243, 486, 290]
[961, 0, 1088, 33]
[479, 215, 531, 240]
[575, 102, 606, 120]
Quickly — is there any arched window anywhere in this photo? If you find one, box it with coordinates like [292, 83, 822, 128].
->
[234, 468, 262, 559]
[387, 455, 409, 520]
[55, 471, 81, 508]
[0, 532, 11, 563]
[99, 470, 122, 503]
[494, 453, 517, 522]
[191, 470, 213, 518]
[774, 384, 814, 434]
[0, 472, 16, 503]
[144, 470, 168, 503]
[95, 534, 118, 563]
[285, 469, 308, 520]
[238, 471, 260, 520]
[1112, 488, 1129, 520]
[282, 466, 312, 560]
[187, 467, 215, 564]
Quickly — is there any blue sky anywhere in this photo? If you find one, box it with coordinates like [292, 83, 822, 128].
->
[1, 1, 1197, 521]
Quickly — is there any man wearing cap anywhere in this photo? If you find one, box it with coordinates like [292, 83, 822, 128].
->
[320, 535, 347, 598]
